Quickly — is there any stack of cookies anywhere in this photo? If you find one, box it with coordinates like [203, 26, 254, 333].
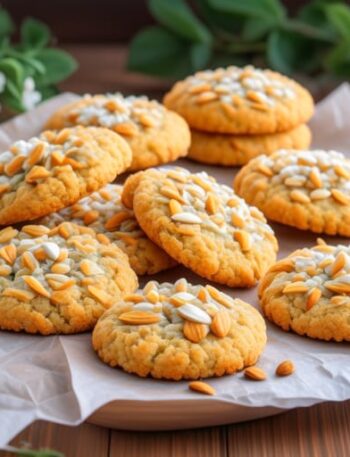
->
[164, 65, 314, 166]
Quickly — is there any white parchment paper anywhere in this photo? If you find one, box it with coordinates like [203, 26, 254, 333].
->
[0, 87, 350, 445]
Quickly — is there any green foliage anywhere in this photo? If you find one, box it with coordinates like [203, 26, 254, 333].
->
[128, 0, 350, 80]
[0, 8, 77, 114]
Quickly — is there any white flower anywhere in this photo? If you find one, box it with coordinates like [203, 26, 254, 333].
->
[0, 72, 6, 93]
[22, 77, 42, 111]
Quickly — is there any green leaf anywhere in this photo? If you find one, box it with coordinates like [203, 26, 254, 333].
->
[149, 0, 212, 43]
[0, 8, 15, 38]
[190, 42, 211, 70]
[35, 48, 77, 85]
[128, 26, 192, 78]
[0, 57, 24, 87]
[1, 92, 24, 112]
[325, 3, 350, 41]
[195, 0, 243, 35]
[242, 16, 276, 41]
[325, 41, 350, 77]
[208, 0, 285, 21]
[21, 18, 51, 49]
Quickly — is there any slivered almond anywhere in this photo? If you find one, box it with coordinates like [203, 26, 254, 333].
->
[325, 282, 350, 294]
[166, 170, 187, 183]
[309, 168, 323, 188]
[197, 287, 207, 302]
[146, 289, 159, 304]
[22, 252, 37, 272]
[283, 282, 308, 294]
[51, 150, 65, 166]
[183, 321, 208, 343]
[27, 143, 45, 166]
[257, 163, 272, 177]
[210, 310, 230, 338]
[2, 288, 35, 301]
[290, 190, 310, 203]
[188, 381, 216, 396]
[23, 276, 50, 298]
[51, 263, 70, 274]
[331, 188, 349, 205]
[169, 199, 182, 216]
[306, 287, 322, 310]
[319, 258, 333, 269]
[205, 193, 218, 215]
[244, 366, 267, 381]
[234, 230, 251, 252]
[22, 225, 50, 237]
[113, 122, 137, 137]
[334, 165, 350, 179]
[160, 186, 184, 203]
[63, 157, 85, 169]
[192, 175, 212, 192]
[124, 294, 144, 303]
[0, 227, 18, 243]
[231, 212, 244, 228]
[104, 211, 131, 231]
[269, 259, 294, 273]
[96, 233, 111, 245]
[0, 265, 11, 276]
[206, 285, 233, 309]
[87, 285, 111, 305]
[276, 360, 295, 377]
[54, 129, 70, 144]
[175, 225, 197, 236]
[196, 91, 218, 104]
[189, 83, 212, 94]
[48, 278, 75, 290]
[83, 210, 99, 225]
[331, 251, 347, 277]
[4, 155, 26, 176]
[0, 245, 16, 265]
[118, 310, 160, 325]
[25, 166, 51, 183]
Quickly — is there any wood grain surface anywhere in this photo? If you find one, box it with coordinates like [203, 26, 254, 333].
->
[0, 44, 348, 457]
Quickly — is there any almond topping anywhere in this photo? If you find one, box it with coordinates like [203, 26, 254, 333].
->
[51, 150, 65, 166]
[22, 225, 50, 237]
[22, 252, 38, 272]
[51, 263, 70, 274]
[331, 188, 349, 205]
[23, 276, 50, 298]
[118, 310, 160, 325]
[196, 91, 218, 104]
[283, 282, 308, 294]
[234, 230, 251, 252]
[244, 366, 267, 381]
[84, 210, 100, 225]
[2, 288, 35, 301]
[138, 113, 156, 128]
[189, 83, 212, 94]
[192, 175, 212, 192]
[309, 168, 323, 188]
[27, 143, 45, 166]
[197, 287, 207, 302]
[0, 244, 16, 265]
[231, 212, 244, 228]
[4, 155, 26, 176]
[188, 381, 216, 396]
[306, 287, 322, 310]
[324, 282, 350, 294]
[104, 211, 132, 231]
[206, 285, 233, 309]
[257, 163, 273, 177]
[275, 360, 295, 377]
[25, 166, 51, 183]
[146, 289, 159, 304]
[269, 259, 294, 273]
[210, 310, 231, 338]
[0, 265, 11, 276]
[169, 199, 182, 216]
[331, 251, 347, 277]
[183, 321, 209, 343]
[87, 285, 111, 306]
[58, 223, 74, 239]
[113, 122, 137, 137]
[160, 186, 184, 203]
[124, 294, 145, 303]
[54, 129, 70, 144]
[0, 227, 18, 244]
[334, 165, 350, 179]
[96, 233, 111, 245]
[205, 193, 218, 215]
[290, 190, 310, 204]
[62, 157, 85, 170]
[166, 170, 187, 183]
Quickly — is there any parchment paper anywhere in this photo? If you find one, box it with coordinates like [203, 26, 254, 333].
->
[1, 86, 350, 446]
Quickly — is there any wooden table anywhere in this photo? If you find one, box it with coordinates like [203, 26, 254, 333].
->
[1, 45, 348, 457]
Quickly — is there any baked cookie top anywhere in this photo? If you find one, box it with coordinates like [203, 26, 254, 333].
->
[234, 149, 350, 236]
[40, 184, 176, 276]
[92, 278, 266, 380]
[0, 126, 131, 225]
[163, 65, 314, 134]
[259, 240, 350, 341]
[122, 167, 278, 287]
[45, 94, 191, 171]
[0, 222, 138, 335]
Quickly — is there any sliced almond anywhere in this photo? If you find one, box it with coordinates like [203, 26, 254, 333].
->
[324, 281, 350, 294]
[0, 244, 17, 265]
[96, 233, 111, 245]
[334, 165, 350, 179]
[4, 155, 26, 176]
[22, 225, 50, 237]
[175, 278, 187, 293]
[51, 150, 65, 166]
[146, 289, 159, 304]
[27, 143, 45, 167]
[196, 91, 218, 104]
[84, 210, 100, 225]
[306, 287, 322, 310]
[2, 288, 35, 301]
[206, 285, 233, 309]
[275, 360, 295, 377]
[21, 251, 38, 272]
[331, 188, 349, 205]
[169, 199, 182, 216]
[269, 259, 294, 273]
[160, 186, 184, 203]
[171, 212, 202, 224]
[331, 251, 347, 277]
[54, 129, 70, 144]
[188, 83, 212, 94]
[178, 303, 211, 325]
[51, 263, 70, 274]
[309, 168, 323, 188]
[283, 282, 308, 294]
[210, 310, 231, 338]
[23, 276, 50, 298]
[257, 163, 273, 177]
[0, 265, 12, 276]
[118, 310, 160, 325]
[104, 211, 132, 231]
[290, 190, 310, 204]
[244, 366, 267, 381]
[231, 212, 244, 228]
[183, 321, 209, 343]
[234, 230, 251, 252]
[113, 122, 137, 137]
[0, 227, 18, 244]
[197, 287, 208, 302]
[87, 285, 111, 305]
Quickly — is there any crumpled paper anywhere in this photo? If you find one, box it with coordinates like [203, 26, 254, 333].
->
[1, 86, 350, 445]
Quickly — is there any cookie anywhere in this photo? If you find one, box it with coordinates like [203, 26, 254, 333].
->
[259, 240, 350, 341]
[0, 126, 132, 225]
[122, 167, 278, 287]
[0, 222, 138, 335]
[92, 278, 267, 380]
[45, 94, 191, 171]
[234, 149, 350, 236]
[188, 124, 311, 166]
[39, 184, 176, 276]
[163, 66, 314, 134]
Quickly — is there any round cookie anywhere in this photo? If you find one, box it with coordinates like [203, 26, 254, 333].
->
[188, 124, 311, 166]
[163, 65, 314, 134]
[259, 240, 350, 341]
[45, 94, 191, 171]
[93, 278, 267, 380]
[122, 167, 278, 287]
[0, 222, 138, 335]
[39, 184, 176, 276]
[0, 126, 131, 225]
[234, 149, 350, 236]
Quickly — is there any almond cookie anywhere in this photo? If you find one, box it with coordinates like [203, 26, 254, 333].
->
[188, 124, 311, 166]
[164, 66, 314, 134]
[234, 149, 350, 236]
[39, 184, 176, 276]
[0, 222, 138, 335]
[259, 240, 350, 341]
[92, 278, 267, 380]
[0, 126, 132, 225]
[45, 94, 191, 171]
[122, 167, 278, 287]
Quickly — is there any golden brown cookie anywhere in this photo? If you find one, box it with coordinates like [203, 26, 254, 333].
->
[45, 94, 191, 171]
[164, 66, 314, 134]
[259, 240, 350, 341]
[0, 222, 138, 335]
[122, 167, 278, 287]
[93, 278, 267, 380]
[234, 149, 350, 236]
[0, 126, 132, 225]
[39, 184, 176, 276]
[188, 124, 311, 166]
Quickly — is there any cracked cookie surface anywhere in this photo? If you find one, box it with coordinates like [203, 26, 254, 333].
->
[0, 126, 132, 225]
[122, 167, 278, 287]
[234, 149, 350, 236]
[39, 184, 176, 276]
[164, 66, 314, 134]
[259, 240, 350, 341]
[189, 124, 311, 166]
[93, 278, 266, 380]
[0, 222, 137, 334]
[45, 94, 191, 171]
